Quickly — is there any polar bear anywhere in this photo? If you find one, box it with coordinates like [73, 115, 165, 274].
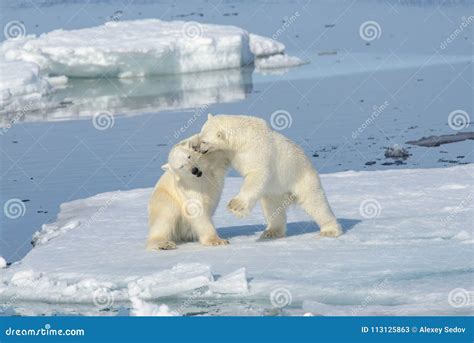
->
[147, 135, 230, 250]
[196, 114, 342, 238]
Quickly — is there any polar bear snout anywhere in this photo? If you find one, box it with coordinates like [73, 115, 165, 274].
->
[194, 134, 218, 154]
[191, 167, 203, 177]
[195, 141, 211, 154]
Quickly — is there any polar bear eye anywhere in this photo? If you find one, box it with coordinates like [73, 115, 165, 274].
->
[188, 155, 191, 159]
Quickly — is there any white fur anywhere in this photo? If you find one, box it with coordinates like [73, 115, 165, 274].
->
[197, 114, 342, 238]
[147, 135, 230, 250]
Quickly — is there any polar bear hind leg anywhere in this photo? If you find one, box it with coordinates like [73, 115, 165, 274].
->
[259, 195, 287, 239]
[294, 174, 342, 237]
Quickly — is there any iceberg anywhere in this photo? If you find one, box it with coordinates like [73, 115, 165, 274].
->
[2, 19, 304, 79]
[0, 19, 304, 115]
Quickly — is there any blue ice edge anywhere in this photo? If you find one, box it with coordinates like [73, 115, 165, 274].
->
[1, 316, 472, 342]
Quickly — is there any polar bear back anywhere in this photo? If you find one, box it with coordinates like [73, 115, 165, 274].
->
[210, 114, 270, 131]
[206, 114, 317, 193]
[267, 130, 316, 190]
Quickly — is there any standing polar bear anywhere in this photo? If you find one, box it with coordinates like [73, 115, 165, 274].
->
[196, 114, 342, 238]
[147, 135, 230, 250]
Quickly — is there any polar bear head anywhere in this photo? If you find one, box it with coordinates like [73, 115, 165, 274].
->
[162, 137, 203, 178]
[197, 114, 269, 154]
[166, 146, 202, 177]
[196, 114, 229, 154]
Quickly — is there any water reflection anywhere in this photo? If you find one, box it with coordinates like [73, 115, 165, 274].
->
[1, 66, 253, 125]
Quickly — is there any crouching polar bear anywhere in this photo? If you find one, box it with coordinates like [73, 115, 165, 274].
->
[147, 135, 230, 250]
[196, 114, 342, 238]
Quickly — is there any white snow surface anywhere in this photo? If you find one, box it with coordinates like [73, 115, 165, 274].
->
[254, 54, 306, 70]
[130, 297, 179, 316]
[0, 165, 472, 316]
[248, 34, 285, 57]
[0, 57, 59, 114]
[1, 19, 302, 78]
[0, 19, 302, 114]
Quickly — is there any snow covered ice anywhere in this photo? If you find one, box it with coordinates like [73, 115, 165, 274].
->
[130, 297, 180, 316]
[0, 57, 66, 114]
[1, 19, 304, 79]
[0, 19, 303, 114]
[0, 165, 472, 316]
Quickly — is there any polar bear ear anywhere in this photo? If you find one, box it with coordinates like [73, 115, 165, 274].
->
[161, 163, 170, 171]
[216, 130, 226, 140]
[207, 113, 214, 120]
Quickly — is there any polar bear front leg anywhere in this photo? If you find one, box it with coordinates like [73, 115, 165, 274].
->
[228, 170, 268, 217]
[189, 216, 229, 247]
[259, 195, 287, 239]
[146, 220, 178, 250]
[147, 198, 179, 250]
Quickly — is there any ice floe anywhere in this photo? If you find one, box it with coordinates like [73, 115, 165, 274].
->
[0, 165, 472, 315]
[0, 19, 303, 114]
[2, 19, 302, 78]
[130, 298, 180, 316]
[0, 57, 65, 114]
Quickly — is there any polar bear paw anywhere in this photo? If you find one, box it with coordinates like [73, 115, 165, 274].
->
[201, 236, 230, 246]
[147, 240, 177, 250]
[157, 241, 177, 250]
[259, 228, 285, 240]
[227, 197, 250, 217]
[319, 222, 343, 238]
